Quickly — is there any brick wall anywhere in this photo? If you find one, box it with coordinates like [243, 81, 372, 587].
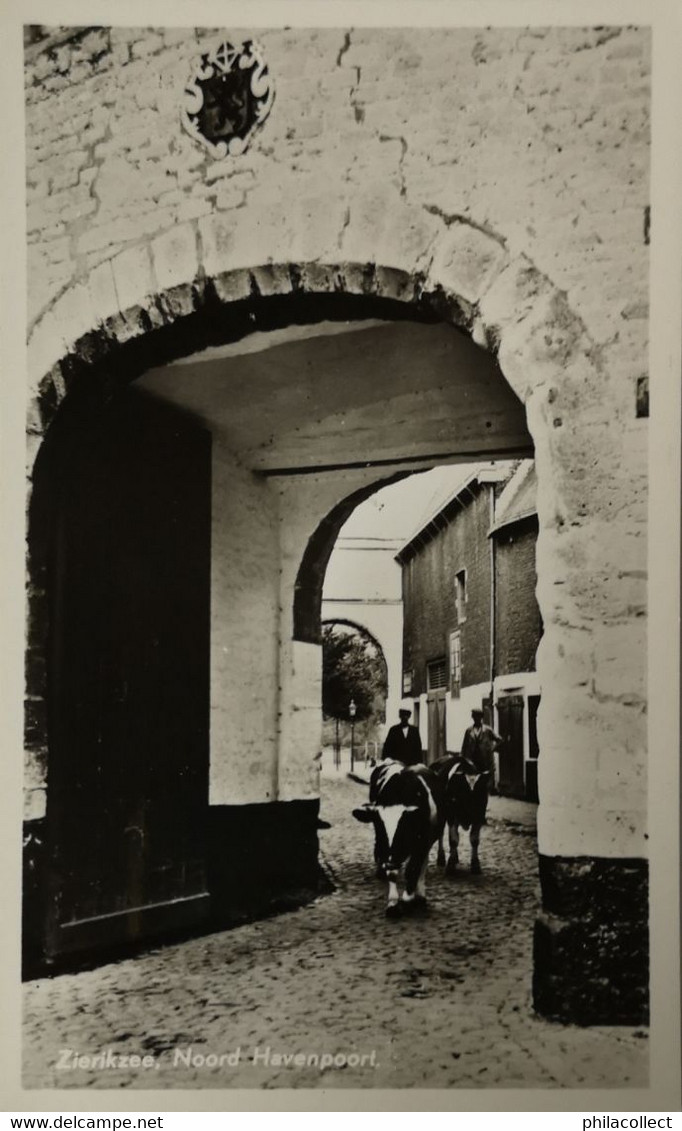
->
[401, 481, 542, 694]
[402, 482, 495, 695]
[495, 516, 542, 676]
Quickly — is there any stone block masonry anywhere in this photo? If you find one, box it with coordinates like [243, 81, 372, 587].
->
[25, 26, 650, 371]
[534, 856, 649, 1025]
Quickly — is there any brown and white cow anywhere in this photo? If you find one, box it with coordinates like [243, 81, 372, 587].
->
[433, 755, 490, 875]
[352, 760, 444, 917]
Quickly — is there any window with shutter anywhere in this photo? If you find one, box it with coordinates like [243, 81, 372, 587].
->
[426, 657, 447, 691]
[449, 630, 461, 697]
[455, 569, 467, 623]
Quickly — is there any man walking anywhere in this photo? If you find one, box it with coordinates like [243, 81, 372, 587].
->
[460, 708, 503, 788]
[382, 704, 423, 766]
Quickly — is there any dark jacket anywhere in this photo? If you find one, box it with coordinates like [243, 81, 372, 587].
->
[382, 723, 423, 766]
[460, 723, 503, 778]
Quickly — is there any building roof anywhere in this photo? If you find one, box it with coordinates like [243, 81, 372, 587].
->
[489, 460, 537, 535]
[395, 461, 514, 564]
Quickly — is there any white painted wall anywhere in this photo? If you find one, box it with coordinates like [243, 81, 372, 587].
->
[419, 672, 541, 773]
[209, 441, 280, 805]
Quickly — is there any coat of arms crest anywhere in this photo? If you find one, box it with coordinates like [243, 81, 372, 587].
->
[182, 40, 274, 158]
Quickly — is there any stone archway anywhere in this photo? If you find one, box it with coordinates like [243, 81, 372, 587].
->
[24, 195, 648, 1021]
[321, 595, 402, 740]
[294, 474, 409, 647]
[320, 618, 389, 754]
[320, 618, 389, 675]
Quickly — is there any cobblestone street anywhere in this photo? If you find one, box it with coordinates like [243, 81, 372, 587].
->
[23, 772, 648, 1092]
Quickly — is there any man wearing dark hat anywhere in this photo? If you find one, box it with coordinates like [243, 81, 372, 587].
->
[460, 708, 503, 787]
[382, 704, 423, 766]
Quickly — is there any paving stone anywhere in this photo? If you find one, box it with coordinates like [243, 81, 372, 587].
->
[22, 775, 648, 1091]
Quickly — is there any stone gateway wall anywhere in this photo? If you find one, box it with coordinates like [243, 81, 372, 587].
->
[26, 26, 649, 343]
[23, 25, 650, 1020]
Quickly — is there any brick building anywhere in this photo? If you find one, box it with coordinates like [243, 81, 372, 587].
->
[397, 461, 541, 800]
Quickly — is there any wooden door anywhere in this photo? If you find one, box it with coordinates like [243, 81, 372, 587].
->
[44, 390, 212, 958]
[497, 695, 525, 799]
[426, 692, 446, 764]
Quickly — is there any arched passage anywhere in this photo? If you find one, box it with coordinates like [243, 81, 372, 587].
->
[294, 473, 409, 646]
[24, 200, 648, 1021]
[321, 617, 389, 667]
[320, 619, 389, 754]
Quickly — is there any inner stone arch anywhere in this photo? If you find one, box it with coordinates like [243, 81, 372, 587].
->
[321, 617, 389, 658]
[319, 618, 390, 750]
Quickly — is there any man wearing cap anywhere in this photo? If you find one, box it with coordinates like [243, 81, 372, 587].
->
[382, 704, 423, 766]
[460, 708, 503, 788]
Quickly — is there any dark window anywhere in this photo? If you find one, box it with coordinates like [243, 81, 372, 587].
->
[528, 694, 541, 759]
[426, 657, 447, 691]
[455, 569, 467, 623]
[449, 630, 461, 697]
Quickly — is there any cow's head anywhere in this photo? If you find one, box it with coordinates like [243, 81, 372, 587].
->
[451, 760, 490, 793]
[360, 803, 422, 872]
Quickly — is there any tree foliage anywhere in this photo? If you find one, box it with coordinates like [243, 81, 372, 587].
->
[322, 623, 387, 723]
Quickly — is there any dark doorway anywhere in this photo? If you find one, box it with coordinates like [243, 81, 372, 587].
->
[497, 694, 525, 799]
[42, 390, 212, 960]
[526, 694, 540, 802]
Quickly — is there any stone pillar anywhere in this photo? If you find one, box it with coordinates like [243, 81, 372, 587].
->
[277, 637, 323, 802]
[494, 290, 650, 1025]
[209, 443, 280, 806]
[208, 445, 326, 921]
[533, 856, 648, 1024]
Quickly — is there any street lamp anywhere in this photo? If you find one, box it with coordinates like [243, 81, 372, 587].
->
[349, 698, 357, 773]
[334, 716, 340, 771]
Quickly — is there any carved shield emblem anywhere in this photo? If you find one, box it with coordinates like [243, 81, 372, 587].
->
[182, 40, 274, 158]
